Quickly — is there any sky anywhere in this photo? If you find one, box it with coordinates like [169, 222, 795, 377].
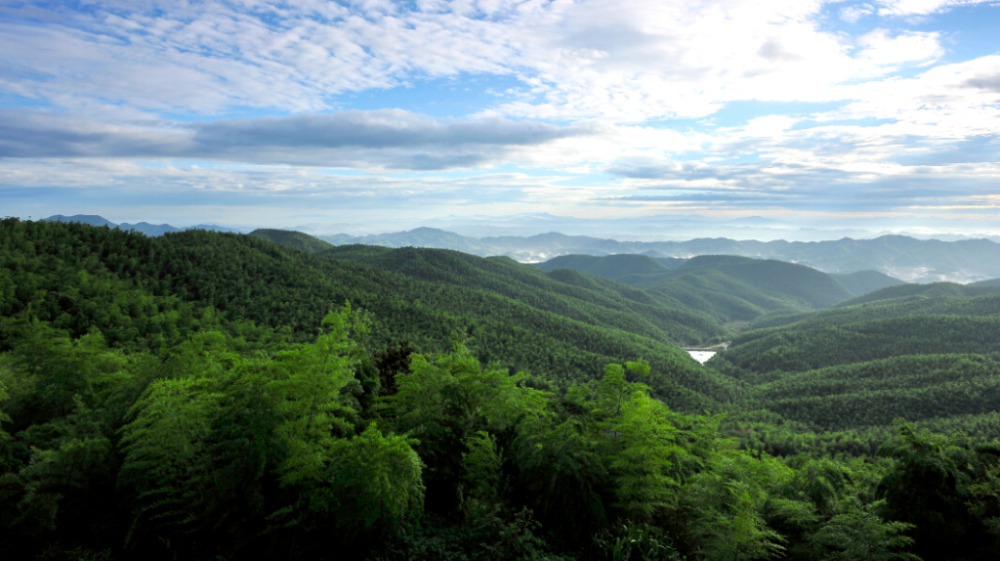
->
[0, 0, 998, 238]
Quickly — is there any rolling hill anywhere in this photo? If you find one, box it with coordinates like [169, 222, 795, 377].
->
[712, 286, 1000, 443]
[1, 219, 736, 412]
[830, 270, 905, 296]
[744, 354, 1000, 432]
[538, 253, 860, 325]
[251, 228, 336, 254]
[535, 253, 672, 283]
[323, 228, 1000, 282]
[833, 280, 1000, 307]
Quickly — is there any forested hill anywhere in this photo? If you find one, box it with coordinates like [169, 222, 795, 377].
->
[668, 255, 854, 307]
[833, 280, 1000, 307]
[317, 244, 728, 347]
[0, 218, 734, 411]
[540, 254, 902, 299]
[250, 228, 336, 254]
[712, 287, 1000, 455]
[830, 270, 905, 295]
[539, 253, 860, 325]
[535, 253, 673, 282]
[323, 245, 709, 333]
[722, 289, 1000, 373]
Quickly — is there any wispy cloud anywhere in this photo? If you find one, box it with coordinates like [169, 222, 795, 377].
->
[0, 0, 997, 233]
[0, 1, 969, 121]
[0, 110, 595, 169]
[874, 0, 994, 16]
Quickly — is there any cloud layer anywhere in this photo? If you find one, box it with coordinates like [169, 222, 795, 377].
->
[0, 0, 997, 233]
[0, 109, 594, 169]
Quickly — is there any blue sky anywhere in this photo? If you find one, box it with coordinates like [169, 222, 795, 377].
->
[0, 0, 997, 238]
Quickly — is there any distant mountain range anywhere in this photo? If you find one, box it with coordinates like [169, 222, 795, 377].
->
[322, 228, 1000, 283]
[403, 212, 1000, 243]
[41, 217, 1000, 283]
[44, 214, 240, 236]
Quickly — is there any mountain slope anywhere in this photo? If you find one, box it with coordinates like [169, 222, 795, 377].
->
[721, 314, 1000, 374]
[831, 270, 905, 296]
[667, 256, 853, 309]
[2, 219, 737, 412]
[251, 228, 336, 254]
[833, 281, 1000, 307]
[320, 244, 726, 346]
[747, 354, 1000, 432]
[713, 287, 1000, 438]
[538, 253, 855, 324]
[535, 254, 670, 283]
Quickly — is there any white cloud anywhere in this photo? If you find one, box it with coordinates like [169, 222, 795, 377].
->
[0, 0, 970, 123]
[875, 0, 992, 16]
[0, 1, 518, 113]
[731, 115, 801, 138]
[841, 3, 875, 23]
[855, 29, 944, 68]
[0, 109, 596, 170]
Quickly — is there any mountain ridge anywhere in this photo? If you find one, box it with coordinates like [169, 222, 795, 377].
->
[36, 216, 1000, 282]
[536, 253, 904, 325]
[320, 227, 1000, 283]
[44, 214, 240, 236]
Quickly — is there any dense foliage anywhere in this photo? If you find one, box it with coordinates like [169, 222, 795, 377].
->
[1, 219, 998, 561]
[538, 254, 865, 326]
[0, 218, 734, 411]
[250, 228, 336, 254]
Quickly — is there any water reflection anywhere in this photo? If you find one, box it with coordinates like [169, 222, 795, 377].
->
[686, 350, 716, 364]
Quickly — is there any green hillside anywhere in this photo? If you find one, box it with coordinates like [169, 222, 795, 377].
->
[668, 255, 853, 308]
[535, 253, 670, 282]
[834, 280, 1000, 307]
[250, 228, 336, 254]
[540, 253, 856, 324]
[712, 287, 1000, 454]
[745, 354, 1000, 431]
[653, 256, 686, 269]
[831, 269, 904, 296]
[319, 245, 726, 347]
[721, 314, 1000, 374]
[0, 219, 734, 412]
[742, 290, 1000, 332]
